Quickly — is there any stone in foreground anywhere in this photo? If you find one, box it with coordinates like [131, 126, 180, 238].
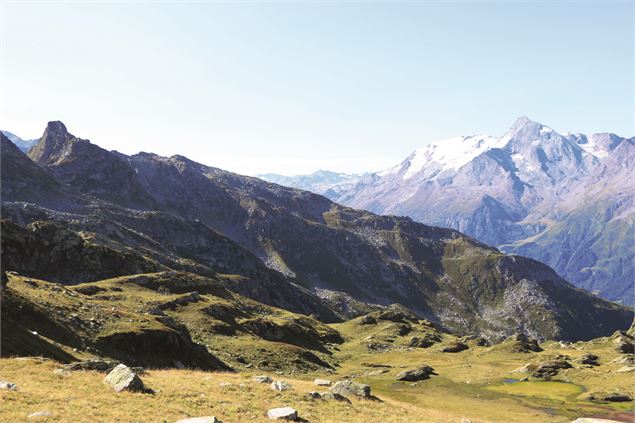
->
[27, 411, 51, 419]
[307, 391, 321, 399]
[330, 380, 371, 398]
[176, 417, 222, 423]
[267, 407, 298, 420]
[253, 375, 273, 384]
[314, 378, 331, 386]
[103, 364, 145, 393]
[270, 380, 292, 391]
[0, 381, 18, 390]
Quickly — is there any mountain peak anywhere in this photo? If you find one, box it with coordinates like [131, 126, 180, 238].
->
[507, 116, 544, 135]
[46, 120, 68, 134]
[28, 121, 78, 165]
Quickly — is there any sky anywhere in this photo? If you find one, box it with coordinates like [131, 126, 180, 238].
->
[1, 1, 633, 176]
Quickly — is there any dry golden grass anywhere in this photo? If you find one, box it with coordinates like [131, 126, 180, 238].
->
[0, 358, 460, 423]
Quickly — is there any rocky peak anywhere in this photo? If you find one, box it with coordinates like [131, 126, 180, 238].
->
[28, 121, 81, 165]
[502, 116, 547, 142]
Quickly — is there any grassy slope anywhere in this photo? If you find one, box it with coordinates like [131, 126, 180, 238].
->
[1, 273, 342, 372]
[1, 312, 633, 422]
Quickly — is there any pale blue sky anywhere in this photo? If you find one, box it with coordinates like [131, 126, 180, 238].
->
[1, 1, 633, 175]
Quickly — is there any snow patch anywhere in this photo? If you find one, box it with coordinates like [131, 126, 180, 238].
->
[402, 135, 502, 180]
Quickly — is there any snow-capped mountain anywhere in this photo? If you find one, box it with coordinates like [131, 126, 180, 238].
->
[257, 170, 365, 200]
[269, 117, 634, 305]
[1, 130, 38, 153]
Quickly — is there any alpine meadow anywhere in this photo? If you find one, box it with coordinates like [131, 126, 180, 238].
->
[1, 2, 633, 423]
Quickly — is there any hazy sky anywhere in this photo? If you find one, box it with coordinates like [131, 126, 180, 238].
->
[1, 1, 633, 175]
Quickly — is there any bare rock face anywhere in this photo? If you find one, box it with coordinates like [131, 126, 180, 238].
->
[103, 364, 145, 393]
[330, 380, 371, 398]
[266, 407, 298, 420]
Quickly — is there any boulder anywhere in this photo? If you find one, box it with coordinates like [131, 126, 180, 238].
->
[441, 341, 469, 353]
[253, 375, 273, 384]
[314, 378, 331, 386]
[53, 368, 71, 377]
[27, 411, 51, 419]
[475, 337, 490, 347]
[307, 391, 321, 399]
[602, 393, 632, 402]
[531, 359, 572, 379]
[270, 380, 292, 391]
[409, 336, 437, 348]
[330, 380, 371, 398]
[103, 364, 145, 392]
[321, 391, 352, 403]
[176, 418, 222, 423]
[0, 381, 18, 390]
[614, 337, 634, 354]
[267, 407, 298, 420]
[396, 365, 435, 381]
[359, 315, 376, 325]
[509, 333, 543, 353]
[575, 354, 599, 366]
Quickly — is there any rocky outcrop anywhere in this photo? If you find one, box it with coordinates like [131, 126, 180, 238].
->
[508, 333, 543, 353]
[441, 341, 469, 353]
[396, 365, 436, 381]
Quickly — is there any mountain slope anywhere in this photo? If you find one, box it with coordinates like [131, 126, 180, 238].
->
[3, 121, 631, 341]
[330, 117, 634, 305]
[2, 271, 344, 372]
[1, 133, 339, 322]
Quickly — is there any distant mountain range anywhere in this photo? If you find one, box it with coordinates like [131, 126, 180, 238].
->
[1, 130, 38, 153]
[268, 117, 635, 306]
[2, 121, 631, 341]
[258, 170, 366, 199]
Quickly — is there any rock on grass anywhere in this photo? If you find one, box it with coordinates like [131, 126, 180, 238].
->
[330, 380, 371, 398]
[175, 417, 222, 423]
[267, 407, 298, 420]
[103, 364, 145, 393]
